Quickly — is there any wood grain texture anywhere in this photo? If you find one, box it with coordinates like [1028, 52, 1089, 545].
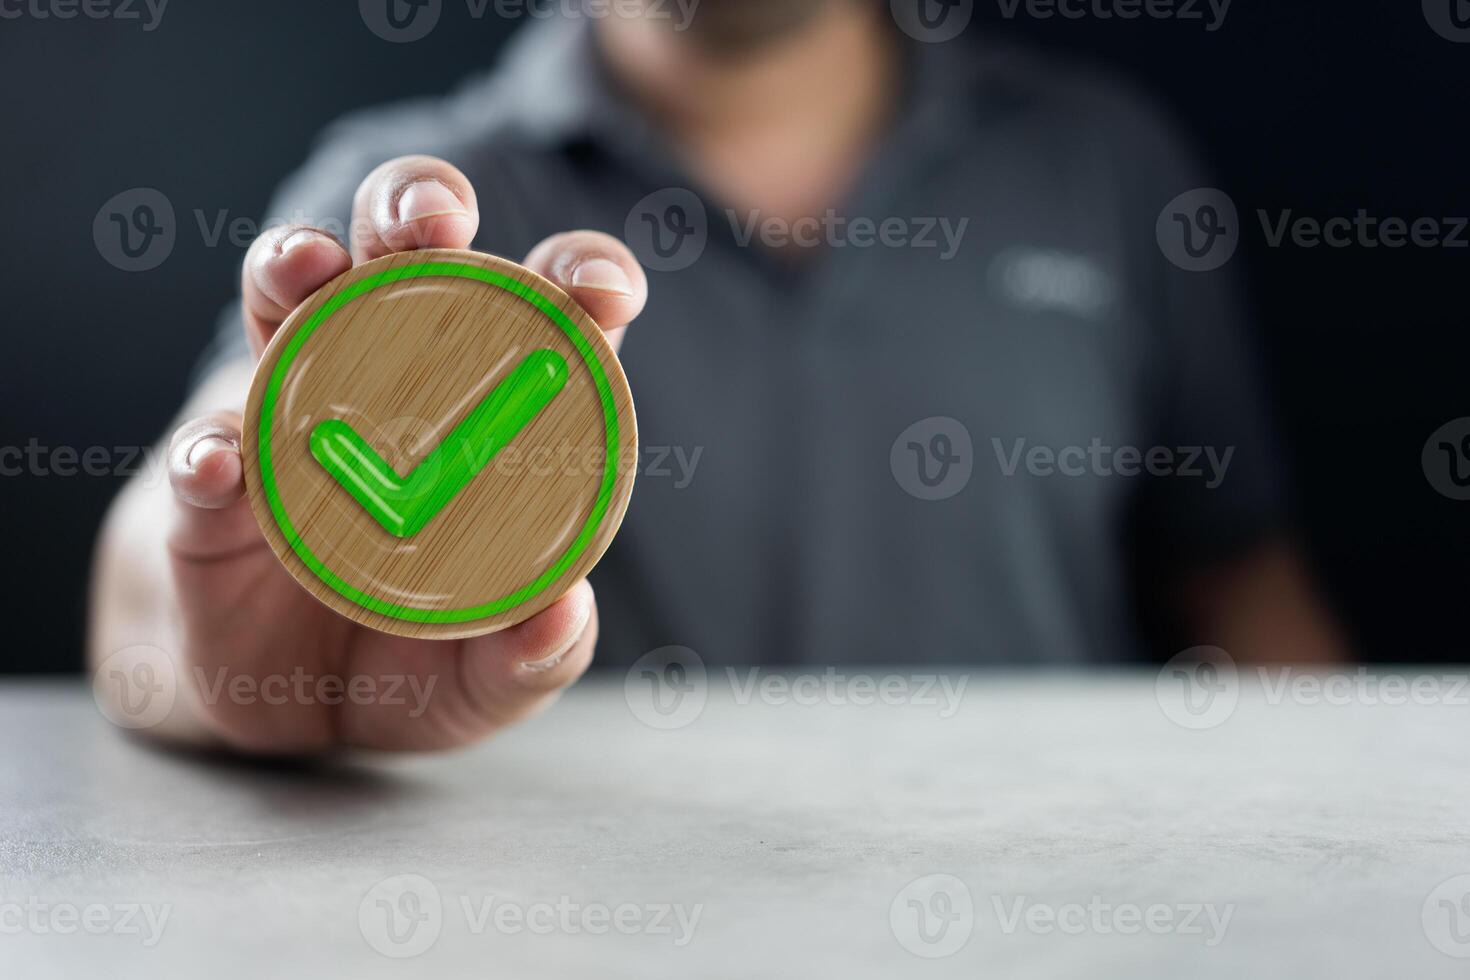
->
[241, 248, 637, 639]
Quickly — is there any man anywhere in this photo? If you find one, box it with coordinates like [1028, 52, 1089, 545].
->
[89, 0, 1345, 752]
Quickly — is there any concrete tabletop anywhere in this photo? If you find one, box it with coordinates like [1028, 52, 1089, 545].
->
[3, 670, 1469, 978]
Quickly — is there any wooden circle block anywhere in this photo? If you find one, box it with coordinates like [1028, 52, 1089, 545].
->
[241, 248, 637, 639]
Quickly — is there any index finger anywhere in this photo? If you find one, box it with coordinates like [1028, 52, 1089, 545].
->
[349, 155, 480, 262]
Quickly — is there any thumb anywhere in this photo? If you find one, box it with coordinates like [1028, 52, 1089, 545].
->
[166, 412, 261, 560]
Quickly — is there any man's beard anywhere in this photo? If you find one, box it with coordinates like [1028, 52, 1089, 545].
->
[651, 0, 853, 55]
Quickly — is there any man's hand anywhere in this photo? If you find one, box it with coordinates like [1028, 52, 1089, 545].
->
[89, 155, 649, 753]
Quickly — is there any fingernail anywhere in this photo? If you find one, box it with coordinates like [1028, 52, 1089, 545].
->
[521, 648, 570, 673]
[187, 436, 234, 470]
[279, 229, 324, 255]
[520, 605, 591, 673]
[396, 180, 467, 224]
[570, 258, 633, 296]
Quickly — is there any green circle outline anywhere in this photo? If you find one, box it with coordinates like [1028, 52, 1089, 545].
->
[259, 260, 621, 624]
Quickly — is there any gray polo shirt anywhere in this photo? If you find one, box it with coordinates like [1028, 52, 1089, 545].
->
[207, 20, 1282, 667]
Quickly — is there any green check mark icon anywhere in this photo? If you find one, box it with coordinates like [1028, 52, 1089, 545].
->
[308, 348, 569, 538]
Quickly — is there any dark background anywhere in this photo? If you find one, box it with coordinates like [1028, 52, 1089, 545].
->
[1, 1, 1466, 673]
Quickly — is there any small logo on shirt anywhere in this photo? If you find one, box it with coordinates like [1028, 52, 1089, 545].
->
[990, 247, 1116, 318]
[1157, 188, 1239, 271]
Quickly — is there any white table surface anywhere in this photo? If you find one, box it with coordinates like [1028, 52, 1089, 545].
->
[3, 671, 1469, 978]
